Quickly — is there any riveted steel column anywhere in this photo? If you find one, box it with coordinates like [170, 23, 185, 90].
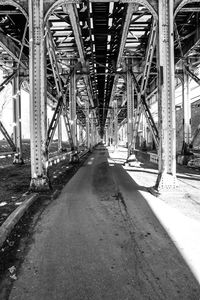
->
[183, 72, 191, 148]
[110, 114, 114, 146]
[57, 116, 62, 151]
[107, 118, 111, 146]
[78, 121, 83, 146]
[29, 0, 49, 190]
[12, 74, 23, 164]
[113, 100, 118, 149]
[69, 71, 77, 149]
[90, 111, 94, 148]
[85, 100, 90, 149]
[105, 126, 108, 145]
[127, 70, 134, 156]
[156, 0, 177, 190]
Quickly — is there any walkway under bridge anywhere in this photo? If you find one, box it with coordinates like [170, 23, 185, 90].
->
[0, 0, 200, 191]
[1, 1, 200, 298]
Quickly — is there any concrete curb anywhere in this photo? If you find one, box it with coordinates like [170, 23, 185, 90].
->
[0, 193, 39, 249]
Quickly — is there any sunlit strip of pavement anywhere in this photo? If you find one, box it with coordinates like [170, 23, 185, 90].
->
[108, 145, 200, 284]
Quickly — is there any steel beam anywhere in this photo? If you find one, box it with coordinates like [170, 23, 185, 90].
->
[29, 0, 49, 191]
[156, 0, 177, 190]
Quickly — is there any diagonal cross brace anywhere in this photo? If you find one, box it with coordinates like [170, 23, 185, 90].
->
[0, 71, 16, 93]
[130, 70, 159, 149]
[46, 97, 64, 151]
[175, 23, 200, 86]
[46, 23, 74, 150]
[0, 121, 16, 152]
[130, 19, 158, 148]
[140, 19, 157, 95]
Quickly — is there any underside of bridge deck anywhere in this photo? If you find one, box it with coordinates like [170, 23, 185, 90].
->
[0, 0, 200, 190]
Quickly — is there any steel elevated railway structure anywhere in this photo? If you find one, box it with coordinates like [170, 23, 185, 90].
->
[0, 0, 200, 190]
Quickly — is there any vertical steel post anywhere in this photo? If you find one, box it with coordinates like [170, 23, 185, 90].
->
[113, 100, 118, 149]
[69, 71, 77, 149]
[12, 74, 23, 164]
[85, 100, 90, 149]
[156, 0, 177, 189]
[105, 126, 108, 145]
[127, 70, 134, 156]
[78, 122, 83, 146]
[29, 0, 49, 190]
[110, 114, 114, 146]
[183, 72, 191, 149]
[90, 111, 94, 148]
[57, 116, 62, 151]
[107, 118, 111, 146]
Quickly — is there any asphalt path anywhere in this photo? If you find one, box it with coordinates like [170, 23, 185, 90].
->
[9, 145, 200, 299]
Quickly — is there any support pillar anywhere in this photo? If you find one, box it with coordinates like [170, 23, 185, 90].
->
[57, 116, 62, 151]
[113, 100, 118, 149]
[105, 126, 109, 145]
[69, 71, 77, 149]
[182, 72, 192, 153]
[107, 118, 111, 146]
[127, 70, 134, 156]
[78, 122, 83, 146]
[90, 112, 94, 148]
[110, 115, 114, 146]
[12, 74, 23, 164]
[85, 100, 90, 149]
[29, 0, 49, 190]
[156, 0, 177, 190]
